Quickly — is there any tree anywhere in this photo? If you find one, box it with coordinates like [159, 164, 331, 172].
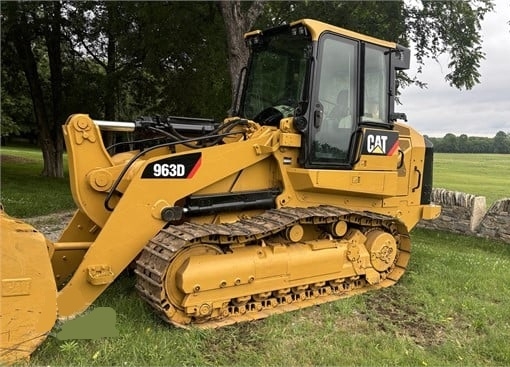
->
[253, 1, 493, 91]
[66, 2, 230, 121]
[1, 1, 498, 176]
[2, 2, 65, 177]
[217, 1, 264, 107]
[426, 133, 509, 153]
[404, 0, 494, 90]
[0, 45, 35, 141]
[493, 131, 510, 154]
[66, 2, 132, 121]
[136, 2, 231, 119]
[443, 133, 459, 153]
[43, 1, 65, 177]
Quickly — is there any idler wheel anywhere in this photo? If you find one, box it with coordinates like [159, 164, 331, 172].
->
[365, 230, 397, 272]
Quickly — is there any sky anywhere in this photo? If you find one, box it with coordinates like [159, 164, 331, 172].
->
[400, 0, 510, 137]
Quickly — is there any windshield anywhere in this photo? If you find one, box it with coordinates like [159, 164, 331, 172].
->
[240, 31, 312, 123]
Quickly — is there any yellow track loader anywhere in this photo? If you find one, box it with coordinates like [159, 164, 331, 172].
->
[1, 19, 440, 363]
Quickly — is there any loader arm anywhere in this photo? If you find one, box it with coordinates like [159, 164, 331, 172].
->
[55, 114, 281, 317]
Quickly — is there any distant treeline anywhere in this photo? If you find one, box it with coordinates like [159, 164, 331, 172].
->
[426, 131, 510, 153]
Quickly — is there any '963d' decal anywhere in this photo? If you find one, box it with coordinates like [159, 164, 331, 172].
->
[361, 129, 399, 156]
[142, 152, 201, 179]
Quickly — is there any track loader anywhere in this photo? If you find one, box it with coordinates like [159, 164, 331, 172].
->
[1, 19, 440, 363]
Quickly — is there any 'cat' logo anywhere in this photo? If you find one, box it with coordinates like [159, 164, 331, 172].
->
[367, 134, 389, 154]
[362, 130, 399, 156]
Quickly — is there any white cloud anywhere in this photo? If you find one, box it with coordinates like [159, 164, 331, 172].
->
[400, 0, 510, 137]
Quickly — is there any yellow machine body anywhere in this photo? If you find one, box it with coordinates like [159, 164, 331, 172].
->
[1, 19, 440, 363]
[0, 209, 57, 363]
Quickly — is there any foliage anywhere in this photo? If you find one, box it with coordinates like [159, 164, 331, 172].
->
[493, 130, 510, 153]
[0, 1, 496, 176]
[1, 1, 66, 177]
[404, 0, 494, 89]
[63, 1, 231, 121]
[0, 47, 35, 138]
[428, 131, 510, 153]
[255, 0, 494, 90]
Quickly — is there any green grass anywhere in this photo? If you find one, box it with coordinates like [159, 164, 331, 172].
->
[433, 153, 510, 206]
[0, 146, 75, 217]
[25, 229, 510, 366]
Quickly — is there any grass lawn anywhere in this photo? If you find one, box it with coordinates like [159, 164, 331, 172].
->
[433, 153, 510, 206]
[26, 228, 510, 366]
[0, 146, 75, 217]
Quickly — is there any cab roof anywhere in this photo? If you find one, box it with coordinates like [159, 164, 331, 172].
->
[245, 18, 398, 49]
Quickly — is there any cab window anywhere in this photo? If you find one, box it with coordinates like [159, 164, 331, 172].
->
[312, 35, 357, 165]
[362, 45, 389, 124]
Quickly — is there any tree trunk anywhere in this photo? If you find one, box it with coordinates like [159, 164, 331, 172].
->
[102, 3, 119, 147]
[104, 2, 118, 121]
[11, 21, 63, 177]
[44, 1, 65, 177]
[217, 1, 264, 108]
[6, 3, 65, 178]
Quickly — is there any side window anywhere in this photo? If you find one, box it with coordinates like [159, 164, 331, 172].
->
[362, 45, 389, 124]
[312, 35, 357, 164]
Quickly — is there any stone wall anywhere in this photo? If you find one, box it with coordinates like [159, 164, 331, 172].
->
[418, 188, 510, 244]
[478, 199, 510, 243]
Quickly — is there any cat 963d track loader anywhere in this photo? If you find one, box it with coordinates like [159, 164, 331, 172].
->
[1, 19, 440, 363]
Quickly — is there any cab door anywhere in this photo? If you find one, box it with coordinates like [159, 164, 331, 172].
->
[308, 33, 358, 168]
[305, 33, 395, 170]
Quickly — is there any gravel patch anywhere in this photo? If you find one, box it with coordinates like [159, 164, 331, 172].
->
[24, 211, 75, 242]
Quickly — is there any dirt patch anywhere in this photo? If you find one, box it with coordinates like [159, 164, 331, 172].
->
[0, 154, 37, 164]
[24, 211, 74, 242]
[364, 286, 446, 347]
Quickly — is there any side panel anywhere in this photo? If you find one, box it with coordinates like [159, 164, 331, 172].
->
[279, 123, 437, 230]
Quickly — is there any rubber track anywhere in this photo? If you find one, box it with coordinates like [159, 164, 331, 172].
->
[134, 205, 410, 328]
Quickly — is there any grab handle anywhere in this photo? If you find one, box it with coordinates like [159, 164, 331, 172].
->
[412, 166, 422, 192]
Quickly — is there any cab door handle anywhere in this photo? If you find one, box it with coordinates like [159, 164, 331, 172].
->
[412, 166, 422, 192]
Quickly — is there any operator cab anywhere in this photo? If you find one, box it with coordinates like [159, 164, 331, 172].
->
[238, 19, 410, 169]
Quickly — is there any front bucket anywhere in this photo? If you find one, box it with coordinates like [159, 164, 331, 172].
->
[0, 208, 57, 364]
